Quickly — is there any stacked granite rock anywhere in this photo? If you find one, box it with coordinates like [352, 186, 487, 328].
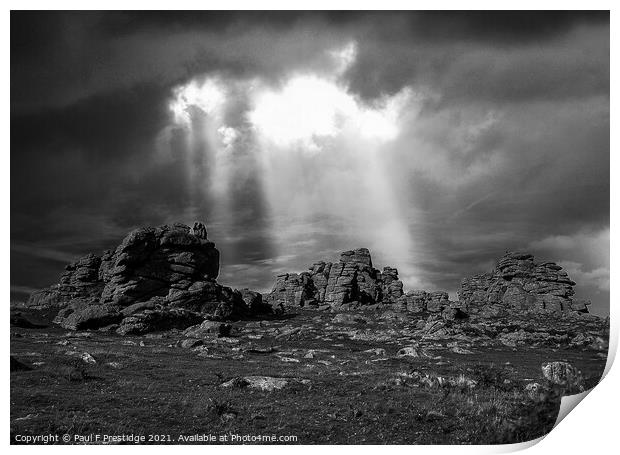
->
[266, 248, 393, 309]
[98, 223, 220, 311]
[27, 222, 270, 334]
[458, 251, 590, 315]
[26, 254, 105, 309]
[265, 248, 452, 312]
[396, 291, 451, 313]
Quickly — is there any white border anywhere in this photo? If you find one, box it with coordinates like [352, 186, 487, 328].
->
[4, 2, 616, 454]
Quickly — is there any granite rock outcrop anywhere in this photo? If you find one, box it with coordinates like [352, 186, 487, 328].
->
[266, 249, 590, 317]
[27, 222, 270, 333]
[27, 228, 594, 333]
[265, 248, 451, 312]
[26, 253, 105, 309]
[458, 251, 589, 315]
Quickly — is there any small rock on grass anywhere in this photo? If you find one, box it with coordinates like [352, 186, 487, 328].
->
[364, 348, 386, 356]
[221, 376, 310, 392]
[65, 351, 97, 364]
[181, 339, 203, 349]
[451, 346, 474, 354]
[525, 382, 545, 399]
[278, 356, 300, 363]
[220, 412, 237, 422]
[13, 414, 37, 422]
[397, 346, 432, 358]
[244, 345, 276, 354]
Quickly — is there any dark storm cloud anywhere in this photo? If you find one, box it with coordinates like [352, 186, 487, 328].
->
[11, 11, 357, 113]
[10, 81, 212, 296]
[97, 11, 608, 43]
[12, 11, 608, 111]
[345, 17, 609, 102]
[11, 83, 178, 234]
[11, 11, 609, 315]
[404, 11, 608, 43]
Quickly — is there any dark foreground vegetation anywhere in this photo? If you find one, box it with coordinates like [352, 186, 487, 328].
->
[10, 308, 607, 444]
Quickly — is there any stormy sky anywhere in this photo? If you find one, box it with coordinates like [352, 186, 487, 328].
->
[11, 11, 609, 314]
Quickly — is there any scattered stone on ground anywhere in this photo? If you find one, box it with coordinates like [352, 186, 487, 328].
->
[220, 376, 311, 392]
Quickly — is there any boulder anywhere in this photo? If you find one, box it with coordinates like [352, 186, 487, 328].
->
[524, 382, 545, 399]
[221, 376, 310, 392]
[180, 338, 204, 349]
[116, 305, 203, 335]
[541, 361, 585, 393]
[240, 289, 271, 314]
[54, 303, 122, 330]
[120, 300, 158, 316]
[65, 351, 97, 364]
[183, 320, 232, 338]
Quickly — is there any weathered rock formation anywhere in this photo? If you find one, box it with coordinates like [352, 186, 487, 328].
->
[27, 222, 270, 333]
[265, 248, 452, 313]
[458, 251, 590, 316]
[26, 253, 105, 309]
[28, 228, 594, 332]
[266, 249, 592, 318]
[267, 248, 392, 309]
[396, 290, 452, 314]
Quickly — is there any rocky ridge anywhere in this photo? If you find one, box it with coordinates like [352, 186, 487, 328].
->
[265, 248, 590, 318]
[265, 248, 450, 313]
[25, 222, 596, 336]
[26, 222, 271, 334]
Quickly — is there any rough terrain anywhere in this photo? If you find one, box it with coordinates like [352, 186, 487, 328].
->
[10, 221, 609, 444]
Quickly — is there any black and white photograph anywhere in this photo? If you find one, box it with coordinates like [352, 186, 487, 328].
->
[9, 8, 611, 445]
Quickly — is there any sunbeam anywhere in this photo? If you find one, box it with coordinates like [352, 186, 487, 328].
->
[164, 42, 420, 285]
